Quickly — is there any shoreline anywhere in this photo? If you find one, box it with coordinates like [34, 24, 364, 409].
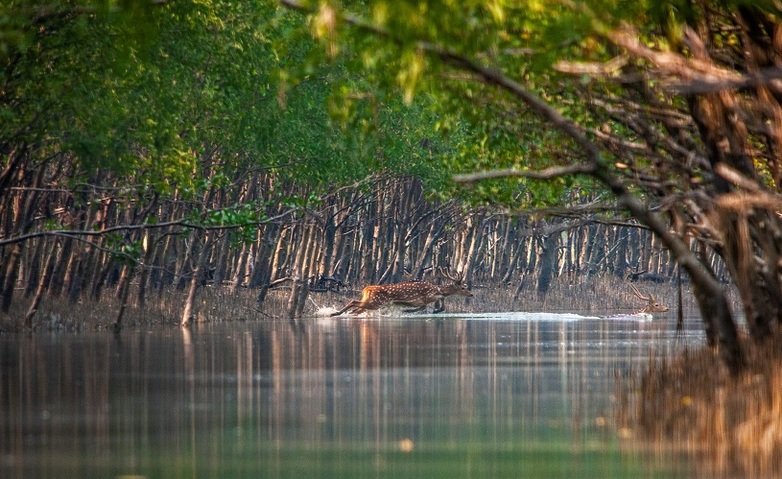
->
[1, 275, 703, 332]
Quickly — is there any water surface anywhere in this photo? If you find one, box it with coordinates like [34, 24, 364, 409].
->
[0, 312, 703, 478]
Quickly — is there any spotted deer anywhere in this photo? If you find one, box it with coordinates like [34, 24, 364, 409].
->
[330, 269, 473, 316]
[630, 284, 669, 313]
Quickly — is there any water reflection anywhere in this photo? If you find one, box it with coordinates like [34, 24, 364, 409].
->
[0, 314, 703, 478]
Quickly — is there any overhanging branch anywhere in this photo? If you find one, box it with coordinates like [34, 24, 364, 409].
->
[453, 164, 595, 183]
[0, 209, 296, 247]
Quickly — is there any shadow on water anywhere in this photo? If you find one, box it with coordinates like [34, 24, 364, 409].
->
[0, 312, 703, 478]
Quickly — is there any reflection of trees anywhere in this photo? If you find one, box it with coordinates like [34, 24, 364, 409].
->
[0, 318, 681, 474]
[1, 336, 113, 473]
[254, 318, 677, 449]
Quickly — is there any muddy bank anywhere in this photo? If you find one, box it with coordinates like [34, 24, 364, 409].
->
[0, 276, 695, 331]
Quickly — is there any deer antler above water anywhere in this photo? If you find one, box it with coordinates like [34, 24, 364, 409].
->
[629, 284, 669, 313]
[330, 268, 473, 316]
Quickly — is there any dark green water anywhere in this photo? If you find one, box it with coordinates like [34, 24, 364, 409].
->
[0, 312, 702, 478]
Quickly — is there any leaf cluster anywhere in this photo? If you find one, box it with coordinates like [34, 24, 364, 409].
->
[2, 1, 478, 204]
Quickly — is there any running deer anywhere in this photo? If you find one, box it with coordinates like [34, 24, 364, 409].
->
[630, 284, 669, 313]
[330, 269, 473, 316]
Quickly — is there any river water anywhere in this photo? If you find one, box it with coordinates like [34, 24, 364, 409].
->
[0, 312, 704, 478]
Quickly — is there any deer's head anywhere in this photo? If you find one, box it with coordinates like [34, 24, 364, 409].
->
[630, 284, 668, 313]
[438, 268, 473, 297]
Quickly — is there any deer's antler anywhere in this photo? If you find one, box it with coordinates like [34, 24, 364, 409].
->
[629, 284, 669, 313]
[629, 283, 650, 301]
[438, 266, 463, 283]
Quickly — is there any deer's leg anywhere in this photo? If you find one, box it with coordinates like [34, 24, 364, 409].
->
[331, 300, 361, 316]
[432, 299, 445, 314]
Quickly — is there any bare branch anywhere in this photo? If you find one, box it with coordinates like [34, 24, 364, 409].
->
[0, 208, 297, 247]
[607, 26, 743, 84]
[557, 27, 782, 94]
[590, 127, 648, 153]
[716, 192, 782, 212]
[666, 68, 782, 93]
[453, 163, 595, 183]
[554, 54, 629, 76]
[715, 162, 766, 193]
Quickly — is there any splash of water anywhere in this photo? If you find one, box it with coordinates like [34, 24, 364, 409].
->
[315, 306, 340, 317]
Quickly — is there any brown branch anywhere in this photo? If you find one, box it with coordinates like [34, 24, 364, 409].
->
[716, 192, 782, 212]
[453, 164, 595, 183]
[665, 67, 782, 93]
[590, 127, 649, 153]
[714, 162, 782, 211]
[715, 162, 767, 193]
[553, 54, 629, 76]
[557, 28, 782, 93]
[606, 26, 743, 84]
[0, 209, 297, 247]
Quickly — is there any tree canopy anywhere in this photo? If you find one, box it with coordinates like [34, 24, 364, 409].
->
[1, 1, 464, 196]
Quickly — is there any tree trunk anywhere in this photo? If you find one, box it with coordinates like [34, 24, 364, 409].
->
[114, 265, 134, 332]
[181, 232, 210, 327]
[23, 240, 58, 328]
[0, 243, 22, 312]
[287, 225, 312, 319]
[536, 234, 557, 297]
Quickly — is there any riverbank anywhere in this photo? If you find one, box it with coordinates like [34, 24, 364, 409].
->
[0, 275, 694, 331]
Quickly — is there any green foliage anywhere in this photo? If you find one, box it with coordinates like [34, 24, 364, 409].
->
[11, 0, 730, 214]
[278, 1, 625, 209]
[2, 0, 470, 206]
